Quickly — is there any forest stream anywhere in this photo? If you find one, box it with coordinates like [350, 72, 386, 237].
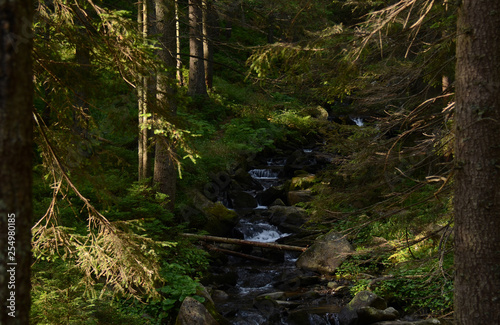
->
[201, 146, 349, 325]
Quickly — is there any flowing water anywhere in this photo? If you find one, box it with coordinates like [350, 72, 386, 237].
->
[208, 152, 342, 325]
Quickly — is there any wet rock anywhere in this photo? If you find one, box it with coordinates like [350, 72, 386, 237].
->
[229, 191, 257, 209]
[258, 185, 286, 206]
[232, 168, 262, 191]
[338, 291, 390, 325]
[175, 296, 229, 325]
[204, 203, 239, 236]
[358, 306, 399, 324]
[288, 305, 342, 325]
[271, 198, 286, 206]
[201, 270, 238, 289]
[296, 231, 354, 274]
[288, 190, 314, 206]
[327, 281, 340, 289]
[211, 290, 229, 302]
[284, 150, 318, 176]
[348, 291, 387, 310]
[269, 205, 309, 228]
[255, 291, 287, 301]
[189, 191, 238, 236]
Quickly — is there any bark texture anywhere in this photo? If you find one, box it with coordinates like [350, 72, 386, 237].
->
[154, 0, 178, 210]
[0, 1, 34, 323]
[188, 0, 207, 96]
[202, 0, 214, 90]
[454, 1, 500, 324]
[138, 0, 149, 181]
[138, 0, 157, 181]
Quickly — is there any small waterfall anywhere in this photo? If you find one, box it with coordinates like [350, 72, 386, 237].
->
[236, 220, 289, 243]
[249, 168, 279, 180]
[351, 117, 364, 126]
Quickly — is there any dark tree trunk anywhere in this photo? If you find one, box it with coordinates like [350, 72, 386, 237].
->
[138, 0, 148, 181]
[454, 1, 500, 324]
[203, 0, 214, 90]
[154, 0, 178, 210]
[0, 1, 34, 323]
[138, 0, 156, 181]
[188, 0, 207, 96]
[175, 0, 184, 86]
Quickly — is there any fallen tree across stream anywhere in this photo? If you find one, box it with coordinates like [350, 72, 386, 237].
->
[182, 233, 308, 252]
[202, 243, 275, 263]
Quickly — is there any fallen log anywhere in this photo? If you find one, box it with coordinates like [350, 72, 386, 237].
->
[202, 243, 274, 263]
[182, 233, 307, 252]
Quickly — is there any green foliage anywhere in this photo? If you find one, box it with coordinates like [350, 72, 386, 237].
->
[30, 0, 460, 321]
[31, 260, 146, 325]
[103, 181, 175, 234]
[222, 117, 279, 153]
[353, 260, 454, 315]
[122, 255, 209, 324]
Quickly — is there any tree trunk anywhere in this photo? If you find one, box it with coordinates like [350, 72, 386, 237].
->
[175, 0, 184, 86]
[0, 1, 34, 323]
[138, 0, 149, 181]
[72, 5, 92, 159]
[454, 1, 500, 324]
[188, 0, 207, 96]
[202, 0, 214, 90]
[138, 0, 157, 181]
[154, 0, 178, 211]
[202, 244, 274, 263]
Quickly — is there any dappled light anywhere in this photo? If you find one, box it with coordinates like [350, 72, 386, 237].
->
[2, 0, 498, 324]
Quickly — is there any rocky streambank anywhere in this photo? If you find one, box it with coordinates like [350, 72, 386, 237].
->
[176, 141, 444, 325]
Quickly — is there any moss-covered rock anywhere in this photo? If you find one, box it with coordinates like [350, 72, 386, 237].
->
[188, 190, 238, 236]
[296, 230, 354, 274]
[289, 174, 316, 190]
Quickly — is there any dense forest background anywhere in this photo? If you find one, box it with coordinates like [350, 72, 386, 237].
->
[2, 0, 481, 323]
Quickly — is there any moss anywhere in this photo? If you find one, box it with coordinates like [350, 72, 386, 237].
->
[203, 203, 238, 236]
[290, 175, 316, 191]
[205, 202, 238, 223]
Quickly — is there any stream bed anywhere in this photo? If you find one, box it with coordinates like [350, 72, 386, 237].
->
[203, 149, 348, 325]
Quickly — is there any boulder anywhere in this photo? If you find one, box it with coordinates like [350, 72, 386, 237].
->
[288, 306, 342, 325]
[211, 290, 229, 302]
[229, 191, 257, 209]
[358, 307, 399, 324]
[302, 105, 329, 120]
[296, 231, 354, 274]
[232, 168, 262, 191]
[348, 291, 387, 310]
[288, 190, 314, 206]
[190, 191, 238, 236]
[269, 205, 309, 232]
[271, 198, 286, 206]
[175, 296, 229, 325]
[338, 291, 396, 325]
[257, 186, 286, 206]
[284, 150, 317, 177]
[269, 205, 309, 226]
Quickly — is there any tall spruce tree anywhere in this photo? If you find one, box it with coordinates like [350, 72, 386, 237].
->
[153, 0, 178, 210]
[0, 0, 34, 323]
[454, 0, 500, 323]
[188, 0, 207, 96]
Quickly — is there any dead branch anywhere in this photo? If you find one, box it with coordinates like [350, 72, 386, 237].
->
[202, 243, 274, 263]
[182, 233, 307, 252]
